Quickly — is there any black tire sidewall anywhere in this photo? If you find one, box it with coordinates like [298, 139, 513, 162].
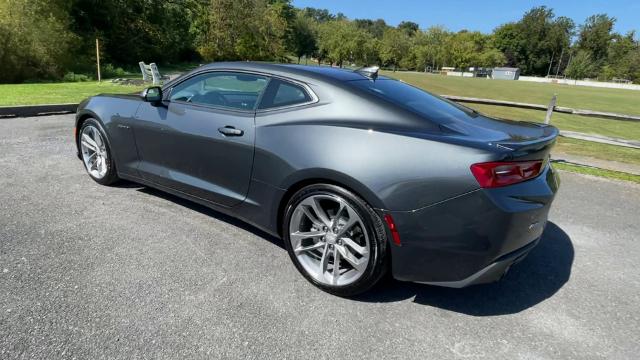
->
[79, 118, 118, 185]
[283, 184, 388, 297]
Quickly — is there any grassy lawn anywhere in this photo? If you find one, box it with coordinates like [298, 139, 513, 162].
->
[553, 162, 640, 185]
[382, 71, 640, 116]
[0, 82, 145, 106]
[554, 137, 640, 165]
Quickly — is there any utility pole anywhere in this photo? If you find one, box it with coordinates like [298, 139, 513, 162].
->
[96, 38, 101, 82]
[565, 52, 573, 78]
[546, 51, 555, 78]
[555, 48, 564, 77]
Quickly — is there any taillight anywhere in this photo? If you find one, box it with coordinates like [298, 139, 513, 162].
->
[470, 160, 543, 188]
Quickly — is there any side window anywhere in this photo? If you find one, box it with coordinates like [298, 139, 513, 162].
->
[259, 79, 312, 109]
[169, 72, 268, 110]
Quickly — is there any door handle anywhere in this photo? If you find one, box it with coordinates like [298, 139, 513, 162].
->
[218, 126, 244, 137]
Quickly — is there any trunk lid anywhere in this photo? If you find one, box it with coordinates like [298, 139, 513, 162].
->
[440, 114, 559, 161]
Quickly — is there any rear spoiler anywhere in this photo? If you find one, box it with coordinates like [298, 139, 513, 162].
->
[497, 124, 559, 161]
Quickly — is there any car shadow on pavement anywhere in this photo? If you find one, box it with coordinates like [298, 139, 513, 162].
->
[134, 185, 285, 250]
[124, 182, 572, 316]
[354, 222, 574, 316]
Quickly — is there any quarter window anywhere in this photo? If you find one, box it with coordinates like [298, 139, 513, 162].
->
[259, 79, 312, 109]
[169, 72, 268, 110]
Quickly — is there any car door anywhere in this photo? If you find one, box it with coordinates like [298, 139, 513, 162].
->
[133, 71, 269, 207]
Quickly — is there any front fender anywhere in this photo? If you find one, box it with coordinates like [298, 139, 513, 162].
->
[74, 95, 142, 175]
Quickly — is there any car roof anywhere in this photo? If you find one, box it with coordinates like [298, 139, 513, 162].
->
[194, 62, 389, 83]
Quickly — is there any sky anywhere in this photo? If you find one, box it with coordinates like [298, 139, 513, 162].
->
[291, 0, 640, 35]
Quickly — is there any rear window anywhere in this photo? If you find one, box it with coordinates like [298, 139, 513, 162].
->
[348, 79, 477, 123]
[259, 79, 312, 109]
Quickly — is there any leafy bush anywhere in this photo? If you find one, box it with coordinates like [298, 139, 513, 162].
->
[63, 72, 93, 82]
[102, 64, 128, 79]
[0, 1, 77, 83]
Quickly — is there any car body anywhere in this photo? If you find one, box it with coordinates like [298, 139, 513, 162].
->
[75, 62, 560, 295]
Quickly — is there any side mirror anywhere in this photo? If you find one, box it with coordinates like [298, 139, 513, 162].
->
[142, 86, 162, 103]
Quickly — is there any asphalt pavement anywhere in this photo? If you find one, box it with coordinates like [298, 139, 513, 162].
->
[1, 115, 639, 359]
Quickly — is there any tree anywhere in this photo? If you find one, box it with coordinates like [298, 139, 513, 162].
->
[70, 0, 197, 68]
[351, 28, 379, 66]
[318, 20, 375, 67]
[379, 28, 410, 71]
[291, 12, 317, 63]
[479, 48, 506, 68]
[398, 21, 419, 37]
[317, 20, 351, 67]
[565, 50, 597, 79]
[446, 31, 481, 70]
[196, 0, 289, 61]
[300, 7, 334, 22]
[354, 18, 388, 39]
[601, 31, 640, 81]
[412, 26, 449, 71]
[493, 6, 574, 76]
[493, 22, 524, 68]
[578, 14, 615, 63]
[0, 0, 77, 82]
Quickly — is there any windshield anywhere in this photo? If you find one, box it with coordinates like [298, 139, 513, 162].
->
[347, 78, 478, 124]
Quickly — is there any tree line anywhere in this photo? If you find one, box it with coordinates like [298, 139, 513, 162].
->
[0, 0, 638, 83]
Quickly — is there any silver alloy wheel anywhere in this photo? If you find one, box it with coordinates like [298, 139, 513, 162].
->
[80, 125, 108, 179]
[289, 194, 370, 286]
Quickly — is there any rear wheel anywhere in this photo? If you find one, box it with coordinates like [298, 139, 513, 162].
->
[283, 184, 388, 296]
[79, 118, 119, 185]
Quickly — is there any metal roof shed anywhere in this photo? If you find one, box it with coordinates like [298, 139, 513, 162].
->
[492, 67, 520, 80]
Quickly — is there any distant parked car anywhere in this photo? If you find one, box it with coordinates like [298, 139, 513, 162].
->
[75, 62, 560, 296]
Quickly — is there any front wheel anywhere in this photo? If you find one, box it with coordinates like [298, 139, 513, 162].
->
[79, 118, 119, 185]
[283, 184, 388, 296]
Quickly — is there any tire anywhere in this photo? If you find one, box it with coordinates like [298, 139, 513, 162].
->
[78, 118, 119, 185]
[283, 184, 388, 297]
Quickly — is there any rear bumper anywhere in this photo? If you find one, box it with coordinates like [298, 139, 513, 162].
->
[385, 163, 560, 286]
[417, 237, 539, 287]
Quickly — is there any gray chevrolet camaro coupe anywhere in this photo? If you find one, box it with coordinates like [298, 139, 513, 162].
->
[75, 62, 560, 296]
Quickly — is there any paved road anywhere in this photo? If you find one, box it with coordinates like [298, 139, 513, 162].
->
[1, 115, 639, 359]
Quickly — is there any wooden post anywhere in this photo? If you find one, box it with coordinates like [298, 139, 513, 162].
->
[96, 38, 101, 83]
[545, 94, 557, 124]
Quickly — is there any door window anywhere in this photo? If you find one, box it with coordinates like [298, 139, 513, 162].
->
[170, 72, 268, 110]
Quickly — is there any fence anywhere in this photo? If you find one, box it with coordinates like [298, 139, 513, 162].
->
[441, 95, 640, 122]
[442, 94, 640, 149]
[518, 76, 640, 91]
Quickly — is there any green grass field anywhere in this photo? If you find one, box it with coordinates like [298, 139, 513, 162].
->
[553, 162, 640, 185]
[0, 82, 144, 106]
[382, 71, 640, 116]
